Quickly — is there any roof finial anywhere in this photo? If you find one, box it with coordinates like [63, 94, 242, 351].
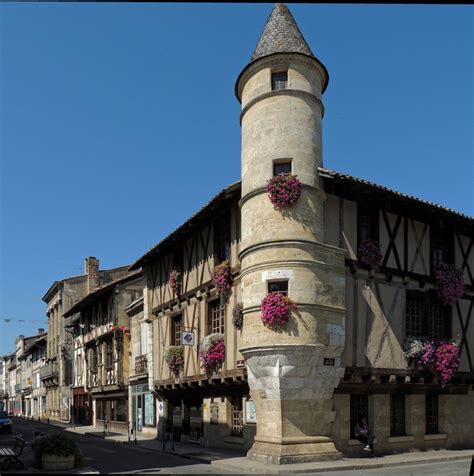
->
[251, 3, 315, 62]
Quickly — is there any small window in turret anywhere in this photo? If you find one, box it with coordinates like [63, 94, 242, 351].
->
[271, 71, 288, 90]
[273, 160, 292, 176]
[268, 280, 288, 296]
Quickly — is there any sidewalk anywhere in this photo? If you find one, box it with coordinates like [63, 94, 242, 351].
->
[40, 419, 474, 474]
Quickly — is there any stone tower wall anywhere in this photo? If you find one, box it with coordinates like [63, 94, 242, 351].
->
[238, 53, 347, 463]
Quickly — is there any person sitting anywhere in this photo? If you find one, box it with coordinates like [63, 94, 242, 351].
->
[354, 414, 375, 458]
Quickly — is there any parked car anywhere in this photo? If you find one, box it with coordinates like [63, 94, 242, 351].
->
[0, 410, 13, 433]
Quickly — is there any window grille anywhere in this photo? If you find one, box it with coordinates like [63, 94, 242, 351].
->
[406, 296, 423, 337]
[208, 300, 225, 335]
[214, 215, 231, 264]
[171, 315, 182, 346]
[231, 396, 243, 436]
[267, 280, 288, 296]
[350, 394, 368, 438]
[273, 161, 292, 176]
[425, 394, 439, 434]
[429, 304, 446, 341]
[390, 394, 406, 437]
[271, 71, 288, 91]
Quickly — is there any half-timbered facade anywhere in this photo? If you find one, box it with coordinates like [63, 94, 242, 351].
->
[129, 3, 473, 462]
[64, 271, 144, 433]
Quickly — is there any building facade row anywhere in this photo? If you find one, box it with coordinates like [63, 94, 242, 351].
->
[2, 3, 472, 464]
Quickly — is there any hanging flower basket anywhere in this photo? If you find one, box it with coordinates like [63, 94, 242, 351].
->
[164, 346, 184, 377]
[169, 269, 182, 297]
[435, 263, 465, 306]
[403, 336, 460, 385]
[434, 339, 460, 385]
[211, 261, 233, 305]
[358, 239, 383, 271]
[232, 303, 244, 330]
[266, 174, 302, 209]
[260, 292, 297, 330]
[199, 333, 225, 376]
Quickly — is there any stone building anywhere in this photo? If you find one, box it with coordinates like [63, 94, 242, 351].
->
[64, 270, 143, 433]
[5, 353, 17, 415]
[0, 357, 8, 412]
[126, 295, 156, 438]
[17, 331, 47, 418]
[129, 3, 473, 463]
[41, 257, 130, 422]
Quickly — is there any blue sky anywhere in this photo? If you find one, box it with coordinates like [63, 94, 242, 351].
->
[0, 4, 472, 354]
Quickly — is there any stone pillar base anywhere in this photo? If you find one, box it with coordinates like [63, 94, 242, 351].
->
[247, 437, 342, 465]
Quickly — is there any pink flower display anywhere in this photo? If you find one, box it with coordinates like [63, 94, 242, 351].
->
[199, 333, 225, 376]
[434, 340, 460, 385]
[260, 292, 296, 330]
[169, 269, 182, 296]
[358, 239, 383, 271]
[435, 264, 465, 306]
[266, 174, 302, 209]
[165, 346, 184, 377]
[403, 336, 461, 385]
[211, 261, 233, 305]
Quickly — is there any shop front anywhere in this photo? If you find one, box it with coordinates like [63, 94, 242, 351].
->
[130, 381, 155, 437]
[94, 392, 128, 434]
[73, 387, 92, 426]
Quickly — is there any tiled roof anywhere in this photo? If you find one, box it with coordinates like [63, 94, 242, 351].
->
[251, 3, 315, 61]
[130, 170, 471, 273]
[318, 168, 474, 222]
[63, 270, 143, 318]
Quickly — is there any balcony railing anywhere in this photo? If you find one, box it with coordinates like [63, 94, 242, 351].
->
[135, 355, 148, 375]
[40, 362, 58, 381]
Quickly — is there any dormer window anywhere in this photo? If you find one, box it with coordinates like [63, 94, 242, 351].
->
[273, 160, 292, 177]
[271, 71, 288, 91]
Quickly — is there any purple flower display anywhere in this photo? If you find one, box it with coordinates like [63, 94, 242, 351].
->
[260, 292, 296, 330]
[435, 263, 465, 306]
[165, 346, 184, 377]
[403, 336, 461, 385]
[358, 239, 383, 271]
[211, 261, 233, 305]
[266, 174, 302, 209]
[169, 269, 182, 296]
[199, 333, 225, 376]
[435, 340, 460, 385]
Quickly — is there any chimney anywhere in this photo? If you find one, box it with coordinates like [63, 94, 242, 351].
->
[38, 328, 45, 335]
[84, 257, 100, 293]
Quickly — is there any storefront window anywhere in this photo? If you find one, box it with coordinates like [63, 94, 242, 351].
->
[115, 399, 127, 422]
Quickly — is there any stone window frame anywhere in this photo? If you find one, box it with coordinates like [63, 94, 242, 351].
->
[390, 394, 406, 437]
[425, 393, 439, 435]
[272, 158, 292, 177]
[267, 279, 289, 296]
[271, 70, 288, 91]
[349, 393, 369, 439]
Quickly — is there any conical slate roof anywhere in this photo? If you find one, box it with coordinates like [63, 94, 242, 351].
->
[251, 3, 315, 61]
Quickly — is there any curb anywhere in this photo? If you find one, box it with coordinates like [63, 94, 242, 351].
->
[212, 454, 474, 474]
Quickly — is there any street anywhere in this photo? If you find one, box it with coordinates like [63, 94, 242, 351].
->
[0, 418, 471, 475]
[0, 418, 234, 474]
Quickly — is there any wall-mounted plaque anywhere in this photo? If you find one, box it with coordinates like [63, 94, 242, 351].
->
[210, 403, 219, 424]
[182, 331, 195, 346]
[324, 358, 335, 366]
[245, 399, 256, 424]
